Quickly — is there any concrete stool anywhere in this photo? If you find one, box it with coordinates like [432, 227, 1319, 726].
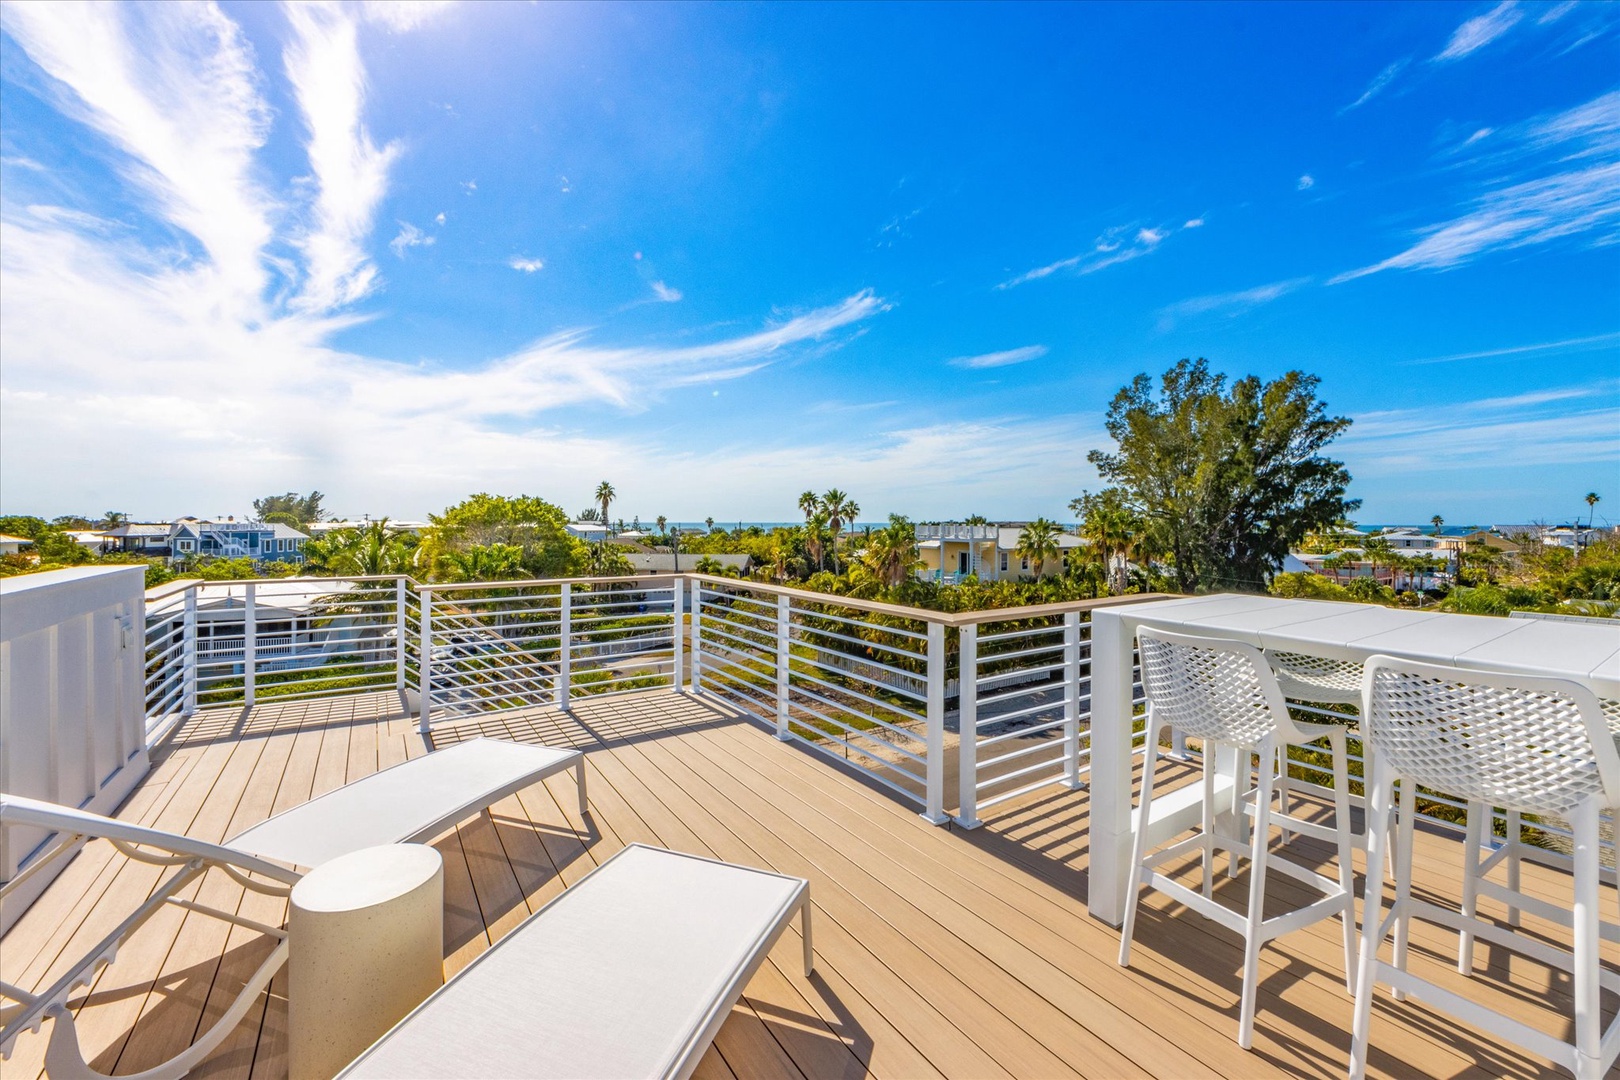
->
[288, 844, 444, 1080]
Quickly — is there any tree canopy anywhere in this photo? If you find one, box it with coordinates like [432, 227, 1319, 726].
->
[253, 491, 327, 528]
[1088, 358, 1358, 593]
[422, 493, 582, 579]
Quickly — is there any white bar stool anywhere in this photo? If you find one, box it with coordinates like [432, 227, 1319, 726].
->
[1119, 628, 1358, 1050]
[1350, 656, 1620, 1080]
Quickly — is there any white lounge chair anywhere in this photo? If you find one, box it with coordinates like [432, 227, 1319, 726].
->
[0, 737, 586, 1079]
[340, 843, 813, 1080]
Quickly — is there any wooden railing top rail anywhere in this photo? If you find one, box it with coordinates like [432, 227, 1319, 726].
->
[147, 571, 1184, 629]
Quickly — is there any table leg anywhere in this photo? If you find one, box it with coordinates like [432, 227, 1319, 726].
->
[1089, 610, 1136, 926]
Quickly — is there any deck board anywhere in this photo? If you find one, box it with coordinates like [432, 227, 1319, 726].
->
[4, 686, 1612, 1079]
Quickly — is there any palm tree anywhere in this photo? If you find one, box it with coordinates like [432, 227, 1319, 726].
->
[798, 491, 820, 523]
[655, 514, 668, 540]
[820, 489, 859, 571]
[594, 482, 615, 535]
[440, 543, 524, 582]
[1430, 514, 1444, 536]
[582, 542, 632, 577]
[1586, 492, 1601, 528]
[1077, 499, 1141, 594]
[704, 516, 715, 533]
[804, 512, 828, 573]
[100, 511, 129, 528]
[861, 516, 922, 588]
[1014, 518, 1063, 579]
[963, 514, 989, 526]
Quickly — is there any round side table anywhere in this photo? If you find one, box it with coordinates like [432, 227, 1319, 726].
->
[288, 843, 443, 1080]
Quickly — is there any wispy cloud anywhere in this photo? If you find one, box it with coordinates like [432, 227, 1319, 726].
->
[282, 1, 402, 312]
[361, 1, 454, 33]
[508, 256, 544, 273]
[1434, 1, 1523, 62]
[1340, 59, 1408, 114]
[1538, 0, 1577, 23]
[1297, 174, 1315, 190]
[1182, 217, 1205, 229]
[997, 224, 1182, 290]
[0, 2, 275, 315]
[1333, 91, 1620, 282]
[947, 345, 1048, 369]
[1401, 331, 1620, 366]
[1156, 278, 1310, 329]
[650, 280, 683, 303]
[389, 221, 434, 257]
[1340, 379, 1619, 473]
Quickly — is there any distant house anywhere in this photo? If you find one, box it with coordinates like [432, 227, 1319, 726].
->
[99, 522, 173, 557]
[915, 523, 1085, 583]
[168, 519, 309, 565]
[307, 519, 429, 537]
[0, 534, 33, 557]
[625, 553, 750, 575]
[566, 521, 610, 541]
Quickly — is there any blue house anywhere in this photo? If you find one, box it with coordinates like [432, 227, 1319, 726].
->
[168, 519, 309, 566]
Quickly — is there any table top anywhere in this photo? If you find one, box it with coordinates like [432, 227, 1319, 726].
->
[1109, 594, 1620, 699]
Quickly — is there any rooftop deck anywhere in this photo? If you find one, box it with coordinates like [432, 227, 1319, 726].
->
[2, 687, 1610, 1079]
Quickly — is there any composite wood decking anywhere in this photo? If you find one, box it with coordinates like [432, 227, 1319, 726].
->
[2, 687, 1614, 1079]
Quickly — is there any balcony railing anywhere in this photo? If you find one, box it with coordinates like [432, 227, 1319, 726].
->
[140, 573, 1165, 826]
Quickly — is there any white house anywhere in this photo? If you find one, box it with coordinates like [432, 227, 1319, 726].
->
[915, 523, 1086, 583]
[168, 519, 309, 566]
[0, 534, 33, 556]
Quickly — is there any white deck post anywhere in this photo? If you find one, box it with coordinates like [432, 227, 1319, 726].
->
[922, 620, 948, 825]
[559, 583, 572, 711]
[672, 576, 685, 692]
[775, 594, 791, 740]
[394, 578, 407, 691]
[417, 590, 432, 733]
[1088, 607, 1135, 924]
[243, 583, 256, 710]
[691, 582, 704, 695]
[1063, 610, 1082, 789]
[955, 622, 980, 829]
[182, 585, 198, 717]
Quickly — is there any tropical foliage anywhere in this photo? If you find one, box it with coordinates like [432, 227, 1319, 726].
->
[1089, 358, 1357, 593]
[252, 491, 326, 528]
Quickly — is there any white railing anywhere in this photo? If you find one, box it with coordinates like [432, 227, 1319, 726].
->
[415, 577, 679, 728]
[142, 575, 413, 722]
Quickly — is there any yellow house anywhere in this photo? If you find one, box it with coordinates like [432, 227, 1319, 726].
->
[916, 524, 1084, 583]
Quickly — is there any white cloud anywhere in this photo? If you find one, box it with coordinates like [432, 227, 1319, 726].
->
[282, 1, 401, 312]
[361, 1, 454, 33]
[1434, 1, 1523, 62]
[0, 2, 275, 317]
[650, 280, 682, 303]
[997, 222, 1180, 290]
[947, 345, 1048, 369]
[1156, 278, 1311, 328]
[461, 179, 476, 194]
[1333, 91, 1620, 282]
[434, 211, 446, 225]
[1182, 217, 1205, 229]
[389, 221, 434, 257]
[1340, 380, 1619, 474]
[508, 256, 544, 273]
[1297, 174, 1315, 190]
[1340, 59, 1408, 114]
[1538, 0, 1576, 23]
[1402, 331, 1620, 366]
[0, 203, 894, 513]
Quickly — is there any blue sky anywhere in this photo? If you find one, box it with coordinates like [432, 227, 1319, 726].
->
[1, 1, 1616, 527]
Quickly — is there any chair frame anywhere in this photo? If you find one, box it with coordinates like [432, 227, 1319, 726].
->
[1349, 655, 1620, 1080]
[1119, 628, 1358, 1050]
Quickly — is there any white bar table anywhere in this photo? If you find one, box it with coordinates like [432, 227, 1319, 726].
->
[1089, 595, 1620, 926]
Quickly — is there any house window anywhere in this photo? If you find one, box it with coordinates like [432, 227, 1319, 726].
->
[1021, 556, 1030, 571]
[999, 552, 1009, 573]
[178, 539, 194, 552]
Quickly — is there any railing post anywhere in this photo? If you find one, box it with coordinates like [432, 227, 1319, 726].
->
[775, 594, 791, 740]
[691, 581, 704, 695]
[558, 582, 572, 711]
[394, 577, 407, 691]
[242, 583, 256, 710]
[1064, 610, 1082, 789]
[672, 576, 685, 692]
[955, 622, 981, 828]
[182, 585, 197, 717]
[922, 620, 948, 825]
[1088, 608, 1135, 925]
[417, 589, 433, 733]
